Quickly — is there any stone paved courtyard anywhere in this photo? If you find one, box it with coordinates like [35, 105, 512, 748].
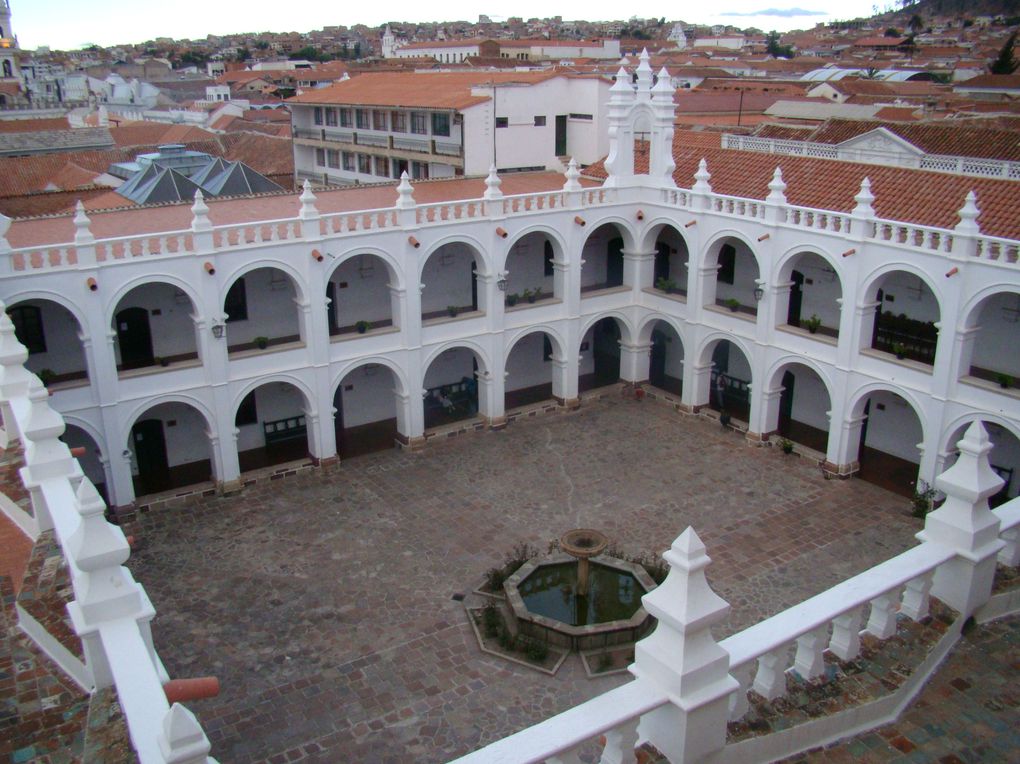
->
[127, 397, 929, 763]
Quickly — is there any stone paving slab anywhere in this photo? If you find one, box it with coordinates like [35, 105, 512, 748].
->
[126, 397, 929, 762]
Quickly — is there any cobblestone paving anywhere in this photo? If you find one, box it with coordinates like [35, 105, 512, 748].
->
[127, 398, 930, 762]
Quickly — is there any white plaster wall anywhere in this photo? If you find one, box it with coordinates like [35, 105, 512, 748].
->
[62, 425, 105, 487]
[337, 365, 397, 427]
[863, 390, 923, 462]
[714, 242, 760, 306]
[223, 268, 300, 344]
[423, 347, 476, 389]
[329, 257, 393, 326]
[971, 292, 1020, 376]
[13, 301, 86, 375]
[506, 333, 553, 391]
[420, 246, 475, 314]
[235, 384, 306, 453]
[786, 367, 831, 431]
[578, 326, 596, 376]
[656, 228, 690, 286]
[114, 283, 197, 362]
[581, 226, 617, 287]
[131, 402, 210, 471]
[462, 105, 492, 175]
[504, 233, 554, 297]
[789, 254, 842, 329]
[876, 271, 940, 323]
[654, 324, 685, 378]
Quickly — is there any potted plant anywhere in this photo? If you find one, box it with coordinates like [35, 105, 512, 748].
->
[446, 305, 459, 318]
[655, 276, 669, 292]
[505, 292, 519, 307]
[156, 356, 170, 367]
[254, 336, 269, 350]
[38, 368, 56, 385]
[724, 298, 741, 312]
[803, 315, 822, 334]
[530, 287, 542, 303]
[719, 410, 732, 428]
[521, 289, 534, 304]
[778, 437, 794, 454]
[997, 373, 1013, 389]
[355, 320, 371, 334]
[892, 342, 907, 360]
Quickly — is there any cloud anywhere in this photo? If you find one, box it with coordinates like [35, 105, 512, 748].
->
[720, 7, 827, 16]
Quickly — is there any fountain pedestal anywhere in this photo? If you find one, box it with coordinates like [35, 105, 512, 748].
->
[559, 529, 609, 597]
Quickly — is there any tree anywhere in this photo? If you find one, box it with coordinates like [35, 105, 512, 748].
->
[908, 14, 924, 35]
[885, 27, 901, 37]
[766, 30, 794, 59]
[990, 31, 1018, 75]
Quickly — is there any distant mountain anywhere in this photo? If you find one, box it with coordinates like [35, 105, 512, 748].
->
[888, 0, 1020, 17]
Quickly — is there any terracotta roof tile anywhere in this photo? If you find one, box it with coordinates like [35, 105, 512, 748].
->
[0, 117, 71, 133]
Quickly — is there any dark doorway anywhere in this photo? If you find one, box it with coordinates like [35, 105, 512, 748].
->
[332, 384, 398, 458]
[581, 318, 620, 391]
[778, 371, 795, 435]
[654, 242, 670, 284]
[470, 263, 478, 311]
[327, 281, 338, 333]
[555, 115, 567, 156]
[871, 288, 884, 347]
[396, 159, 408, 177]
[649, 330, 667, 388]
[116, 306, 154, 369]
[787, 270, 804, 327]
[607, 237, 624, 287]
[856, 397, 916, 498]
[131, 419, 170, 495]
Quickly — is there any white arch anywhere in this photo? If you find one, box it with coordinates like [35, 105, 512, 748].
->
[105, 274, 202, 326]
[859, 261, 945, 312]
[635, 312, 689, 351]
[774, 243, 845, 285]
[222, 259, 309, 304]
[846, 381, 928, 444]
[702, 229, 763, 273]
[505, 324, 568, 361]
[421, 340, 493, 378]
[3, 288, 91, 331]
[580, 216, 639, 252]
[418, 234, 491, 283]
[61, 414, 107, 460]
[636, 218, 693, 254]
[502, 227, 569, 272]
[332, 355, 409, 397]
[939, 412, 1020, 455]
[232, 374, 316, 416]
[119, 393, 217, 448]
[763, 355, 835, 402]
[326, 247, 404, 290]
[578, 310, 637, 346]
[958, 284, 1020, 331]
[695, 331, 755, 370]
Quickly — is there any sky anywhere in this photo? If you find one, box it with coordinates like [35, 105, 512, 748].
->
[12, 2, 889, 51]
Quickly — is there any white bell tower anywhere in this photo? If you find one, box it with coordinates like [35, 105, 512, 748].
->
[381, 26, 396, 59]
[0, 0, 19, 81]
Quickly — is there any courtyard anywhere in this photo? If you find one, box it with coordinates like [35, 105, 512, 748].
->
[126, 396, 923, 763]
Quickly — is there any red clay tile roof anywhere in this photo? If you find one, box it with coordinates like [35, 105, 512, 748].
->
[107, 123, 217, 148]
[7, 172, 595, 247]
[286, 70, 561, 110]
[0, 117, 71, 133]
[957, 74, 1020, 89]
[583, 137, 1020, 239]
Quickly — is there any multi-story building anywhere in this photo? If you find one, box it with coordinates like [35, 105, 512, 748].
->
[288, 70, 611, 185]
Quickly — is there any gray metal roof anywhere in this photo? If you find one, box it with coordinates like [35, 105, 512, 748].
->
[0, 127, 114, 156]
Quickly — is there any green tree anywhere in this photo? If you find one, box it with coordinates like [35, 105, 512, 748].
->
[990, 31, 1018, 75]
[766, 30, 794, 59]
[908, 14, 924, 35]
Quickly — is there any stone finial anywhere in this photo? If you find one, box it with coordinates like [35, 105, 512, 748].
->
[562, 158, 582, 192]
[299, 179, 319, 219]
[158, 703, 213, 764]
[766, 167, 787, 204]
[68, 478, 129, 574]
[692, 158, 712, 193]
[635, 48, 654, 92]
[190, 190, 212, 232]
[954, 190, 981, 236]
[341, 71, 351, 81]
[630, 527, 738, 761]
[610, 66, 632, 96]
[483, 165, 503, 200]
[652, 66, 673, 101]
[73, 201, 94, 245]
[852, 177, 875, 218]
[395, 171, 416, 208]
[21, 378, 78, 488]
[0, 308, 30, 376]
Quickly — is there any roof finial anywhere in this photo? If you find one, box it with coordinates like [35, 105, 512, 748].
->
[190, 189, 211, 232]
[635, 48, 653, 92]
[692, 158, 712, 193]
[73, 200, 94, 245]
[766, 167, 787, 204]
[853, 177, 875, 218]
[483, 165, 503, 200]
[395, 171, 416, 208]
[954, 190, 981, 236]
[563, 158, 582, 192]
[299, 179, 319, 219]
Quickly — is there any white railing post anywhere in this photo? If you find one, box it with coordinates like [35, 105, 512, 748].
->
[752, 647, 788, 700]
[793, 625, 827, 680]
[901, 572, 934, 621]
[865, 588, 900, 639]
[630, 527, 738, 763]
[157, 704, 214, 764]
[600, 718, 639, 764]
[19, 378, 81, 532]
[828, 606, 863, 661]
[917, 421, 1005, 618]
[298, 179, 322, 241]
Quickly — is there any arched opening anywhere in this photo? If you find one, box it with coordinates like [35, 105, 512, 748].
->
[505, 331, 556, 410]
[333, 364, 399, 458]
[128, 402, 213, 497]
[112, 283, 199, 373]
[704, 237, 761, 315]
[2, 61, 11, 79]
[326, 254, 397, 338]
[961, 291, 1020, 391]
[420, 243, 481, 322]
[422, 347, 481, 429]
[580, 223, 626, 295]
[224, 267, 302, 354]
[649, 225, 689, 297]
[943, 421, 1020, 507]
[235, 382, 311, 471]
[854, 390, 923, 497]
[647, 320, 684, 396]
[502, 232, 559, 308]
[777, 252, 842, 338]
[62, 425, 107, 504]
[771, 363, 831, 453]
[707, 339, 752, 422]
[579, 317, 622, 392]
[6, 299, 89, 388]
[864, 271, 940, 365]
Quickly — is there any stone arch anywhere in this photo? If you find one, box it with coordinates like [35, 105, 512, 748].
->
[332, 355, 409, 398]
[578, 314, 630, 393]
[122, 392, 216, 440]
[502, 225, 568, 274]
[847, 383, 927, 496]
[505, 325, 567, 361]
[504, 328, 564, 410]
[501, 228, 567, 304]
[232, 373, 316, 416]
[221, 259, 309, 305]
[580, 220, 634, 293]
[640, 316, 686, 397]
[636, 312, 688, 348]
[422, 344, 488, 429]
[61, 421, 108, 503]
[233, 376, 316, 472]
[325, 251, 401, 335]
[418, 235, 491, 283]
[326, 246, 404, 290]
[859, 263, 943, 364]
[956, 286, 1020, 387]
[700, 230, 763, 314]
[123, 397, 217, 496]
[419, 239, 487, 319]
[421, 339, 492, 377]
[578, 214, 638, 252]
[5, 292, 91, 385]
[697, 333, 755, 419]
[773, 246, 845, 334]
[4, 289, 91, 331]
[636, 217, 693, 255]
[763, 357, 835, 451]
[109, 277, 202, 370]
[641, 220, 692, 294]
[221, 264, 306, 351]
[939, 416, 1020, 506]
[579, 310, 636, 346]
[332, 360, 404, 458]
[105, 274, 202, 327]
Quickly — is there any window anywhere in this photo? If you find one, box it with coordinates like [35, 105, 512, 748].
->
[357, 153, 371, 174]
[569, 113, 593, 120]
[339, 108, 352, 127]
[327, 149, 340, 169]
[411, 161, 429, 180]
[224, 278, 248, 322]
[342, 151, 355, 171]
[325, 108, 338, 127]
[495, 117, 508, 128]
[8, 305, 45, 354]
[717, 244, 736, 285]
[315, 147, 326, 166]
[431, 112, 451, 136]
[544, 240, 554, 277]
[410, 111, 427, 134]
[534, 115, 546, 126]
[235, 391, 258, 427]
[355, 108, 369, 129]
[313, 106, 323, 125]
[373, 110, 387, 130]
[391, 111, 406, 132]
[375, 156, 389, 176]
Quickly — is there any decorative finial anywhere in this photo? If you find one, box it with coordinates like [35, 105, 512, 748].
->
[395, 171, 416, 208]
[853, 177, 875, 218]
[766, 167, 787, 204]
[562, 158, 582, 192]
[299, 179, 319, 219]
[692, 158, 712, 193]
[483, 165, 503, 200]
[954, 190, 981, 236]
[190, 190, 211, 232]
[73, 200, 94, 245]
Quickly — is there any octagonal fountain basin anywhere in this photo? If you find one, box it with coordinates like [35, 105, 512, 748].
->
[505, 552, 657, 651]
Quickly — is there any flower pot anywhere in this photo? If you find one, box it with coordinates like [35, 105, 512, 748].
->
[807, 326, 818, 335]
[527, 295, 537, 303]
[357, 326, 367, 334]
[159, 358, 170, 367]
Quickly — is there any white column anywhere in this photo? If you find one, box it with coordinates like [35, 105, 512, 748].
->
[619, 341, 651, 384]
[622, 247, 655, 296]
